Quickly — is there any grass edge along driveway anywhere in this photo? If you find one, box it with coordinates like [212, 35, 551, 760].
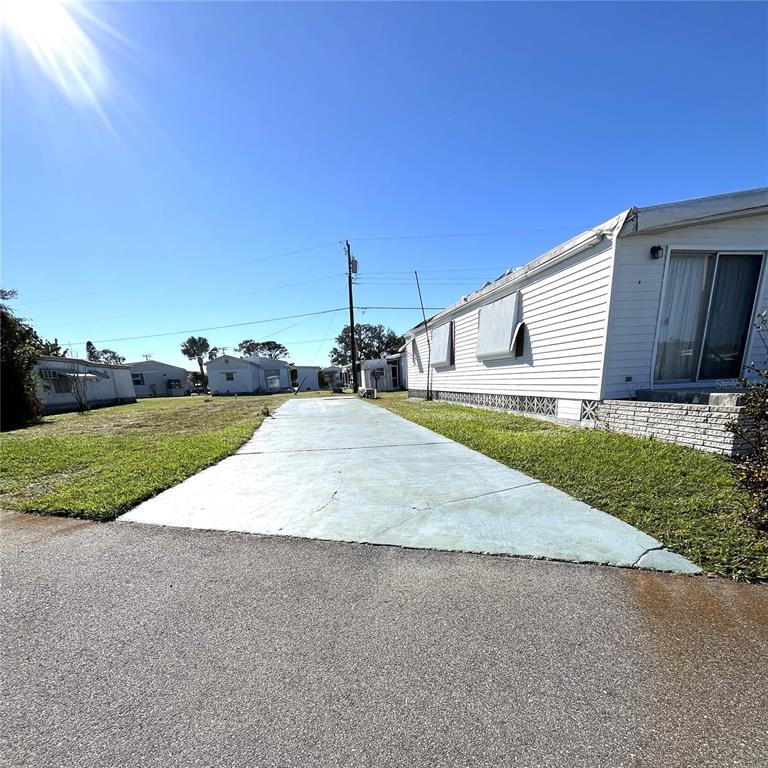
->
[0, 393, 334, 522]
[372, 393, 767, 582]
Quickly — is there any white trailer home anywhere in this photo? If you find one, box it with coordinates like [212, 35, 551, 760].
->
[290, 365, 322, 392]
[361, 353, 407, 392]
[404, 188, 768, 455]
[128, 360, 191, 397]
[36, 356, 136, 414]
[206, 355, 291, 395]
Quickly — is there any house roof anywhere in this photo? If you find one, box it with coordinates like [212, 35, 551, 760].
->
[38, 356, 131, 370]
[405, 187, 768, 336]
[126, 360, 187, 372]
[205, 355, 261, 368]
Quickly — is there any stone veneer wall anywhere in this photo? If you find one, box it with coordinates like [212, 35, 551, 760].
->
[594, 400, 748, 456]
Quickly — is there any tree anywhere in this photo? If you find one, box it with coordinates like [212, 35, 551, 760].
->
[38, 338, 68, 357]
[180, 336, 218, 382]
[85, 341, 124, 365]
[236, 339, 288, 359]
[1, 289, 43, 430]
[329, 324, 404, 366]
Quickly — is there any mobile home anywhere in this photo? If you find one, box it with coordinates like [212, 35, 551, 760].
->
[128, 360, 191, 397]
[206, 355, 291, 395]
[36, 356, 136, 414]
[404, 188, 768, 454]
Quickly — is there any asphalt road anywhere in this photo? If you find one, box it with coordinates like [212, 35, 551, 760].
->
[2, 511, 767, 768]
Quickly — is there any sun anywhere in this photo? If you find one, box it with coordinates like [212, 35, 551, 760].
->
[0, 0, 108, 106]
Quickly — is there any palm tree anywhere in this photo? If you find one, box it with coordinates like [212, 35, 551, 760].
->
[180, 336, 215, 383]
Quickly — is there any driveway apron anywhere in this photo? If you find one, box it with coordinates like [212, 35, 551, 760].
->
[120, 397, 699, 572]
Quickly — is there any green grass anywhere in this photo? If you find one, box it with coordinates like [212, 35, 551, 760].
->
[373, 393, 768, 581]
[0, 393, 334, 522]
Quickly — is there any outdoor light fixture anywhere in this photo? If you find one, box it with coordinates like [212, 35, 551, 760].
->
[650, 245, 664, 259]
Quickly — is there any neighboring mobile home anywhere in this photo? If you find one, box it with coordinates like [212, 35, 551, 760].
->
[206, 355, 291, 395]
[404, 188, 768, 454]
[291, 365, 322, 392]
[128, 360, 191, 397]
[36, 356, 136, 414]
[360, 353, 407, 392]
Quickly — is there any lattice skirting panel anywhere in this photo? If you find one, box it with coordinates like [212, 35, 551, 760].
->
[408, 389, 557, 416]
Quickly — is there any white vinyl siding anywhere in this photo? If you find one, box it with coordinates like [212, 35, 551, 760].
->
[406, 239, 615, 399]
[602, 213, 768, 399]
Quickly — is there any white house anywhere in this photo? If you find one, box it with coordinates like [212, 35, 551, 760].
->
[361, 353, 407, 392]
[290, 365, 322, 392]
[404, 188, 768, 454]
[128, 360, 191, 397]
[206, 355, 291, 395]
[36, 356, 136, 414]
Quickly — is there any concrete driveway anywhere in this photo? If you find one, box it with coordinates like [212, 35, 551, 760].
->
[121, 397, 699, 572]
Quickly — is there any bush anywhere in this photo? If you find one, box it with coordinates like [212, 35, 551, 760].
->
[1, 291, 43, 430]
[729, 312, 768, 532]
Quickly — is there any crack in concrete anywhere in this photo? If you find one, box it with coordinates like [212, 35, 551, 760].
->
[237, 442, 450, 455]
[367, 481, 542, 539]
[631, 545, 668, 567]
[277, 452, 352, 532]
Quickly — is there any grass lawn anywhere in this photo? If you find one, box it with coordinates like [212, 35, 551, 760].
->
[0, 393, 335, 522]
[373, 393, 768, 581]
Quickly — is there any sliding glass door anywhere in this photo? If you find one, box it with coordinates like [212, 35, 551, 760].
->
[655, 252, 762, 383]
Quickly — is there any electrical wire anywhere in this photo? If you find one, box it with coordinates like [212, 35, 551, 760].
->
[72, 306, 442, 345]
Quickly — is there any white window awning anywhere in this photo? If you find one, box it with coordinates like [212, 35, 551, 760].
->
[476, 292, 520, 361]
[431, 322, 453, 367]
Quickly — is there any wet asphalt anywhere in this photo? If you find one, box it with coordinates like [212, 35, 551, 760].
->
[1, 511, 767, 768]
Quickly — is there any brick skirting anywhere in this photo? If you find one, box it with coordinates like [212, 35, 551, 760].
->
[408, 388, 750, 456]
[594, 399, 749, 456]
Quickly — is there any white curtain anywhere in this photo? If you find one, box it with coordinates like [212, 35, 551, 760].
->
[655, 254, 710, 381]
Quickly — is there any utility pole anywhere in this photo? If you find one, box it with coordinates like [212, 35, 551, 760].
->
[345, 239, 359, 392]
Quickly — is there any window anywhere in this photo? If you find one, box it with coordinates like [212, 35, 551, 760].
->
[655, 252, 762, 382]
[390, 364, 399, 388]
[477, 292, 520, 361]
[431, 322, 453, 367]
[513, 323, 526, 358]
[266, 369, 281, 388]
[225, 372, 235, 381]
[40, 369, 58, 379]
[167, 378, 182, 389]
[53, 376, 71, 394]
[132, 373, 145, 386]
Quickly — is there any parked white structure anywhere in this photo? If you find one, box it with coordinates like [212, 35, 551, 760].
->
[360, 353, 407, 392]
[290, 365, 322, 392]
[128, 360, 191, 397]
[206, 355, 291, 395]
[36, 356, 136, 414]
[404, 188, 768, 453]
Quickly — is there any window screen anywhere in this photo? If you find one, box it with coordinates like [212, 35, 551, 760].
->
[132, 373, 144, 386]
[266, 369, 281, 388]
[476, 292, 519, 361]
[431, 322, 453, 367]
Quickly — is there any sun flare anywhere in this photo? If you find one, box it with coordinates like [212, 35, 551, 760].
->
[1, 0, 108, 106]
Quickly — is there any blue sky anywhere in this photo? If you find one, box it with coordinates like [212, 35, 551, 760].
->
[2, 1, 766, 368]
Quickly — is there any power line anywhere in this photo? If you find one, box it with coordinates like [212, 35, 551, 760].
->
[72, 306, 442, 345]
[235, 240, 342, 267]
[349, 226, 584, 243]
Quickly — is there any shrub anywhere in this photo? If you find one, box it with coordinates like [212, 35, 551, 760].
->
[729, 311, 768, 532]
[1, 290, 43, 430]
